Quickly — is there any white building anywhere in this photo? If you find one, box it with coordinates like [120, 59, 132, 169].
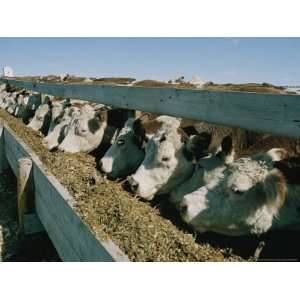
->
[3, 66, 14, 77]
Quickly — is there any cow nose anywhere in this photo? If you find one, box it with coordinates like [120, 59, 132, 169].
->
[179, 203, 188, 215]
[128, 176, 139, 193]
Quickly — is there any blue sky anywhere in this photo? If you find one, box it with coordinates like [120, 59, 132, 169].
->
[0, 38, 299, 85]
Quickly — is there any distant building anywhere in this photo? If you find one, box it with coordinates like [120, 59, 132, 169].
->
[3, 66, 14, 77]
[190, 75, 208, 88]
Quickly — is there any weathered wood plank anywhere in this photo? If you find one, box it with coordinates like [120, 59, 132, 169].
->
[1, 78, 300, 138]
[34, 166, 128, 261]
[2, 123, 129, 261]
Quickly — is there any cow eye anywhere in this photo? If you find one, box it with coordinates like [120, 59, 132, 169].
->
[117, 139, 125, 146]
[162, 156, 170, 162]
[159, 135, 166, 143]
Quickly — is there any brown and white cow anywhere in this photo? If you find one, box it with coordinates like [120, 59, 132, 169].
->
[99, 113, 162, 179]
[178, 148, 300, 236]
[127, 117, 212, 200]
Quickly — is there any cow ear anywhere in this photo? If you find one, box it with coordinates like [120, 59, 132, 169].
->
[221, 135, 233, 155]
[65, 98, 72, 107]
[95, 110, 108, 123]
[266, 148, 288, 162]
[187, 132, 212, 153]
[138, 112, 151, 123]
[44, 96, 51, 105]
[216, 135, 235, 164]
[260, 169, 287, 211]
[133, 119, 146, 139]
[48, 100, 53, 109]
[177, 128, 189, 143]
[184, 132, 212, 160]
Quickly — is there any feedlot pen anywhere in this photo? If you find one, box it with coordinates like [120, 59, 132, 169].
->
[1, 78, 300, 261]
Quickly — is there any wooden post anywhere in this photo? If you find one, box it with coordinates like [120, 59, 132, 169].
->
[17, 157, 33, 235]
[0, 124, 9, 173]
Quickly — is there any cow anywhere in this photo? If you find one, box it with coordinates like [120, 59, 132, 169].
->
[27, 102, 52, 135]
[100, 108, 272, 181]
[5, 92, 19, 115]
[57, 104, 114, 153]
[42, 106, 81, 150]
[127, 116, 212, 200]
[47, 98, 71, 134]
[177, 147, 300, 236]
[170, 135, 235, 206]
[14, 92, 41, 124]
[99, 113, 161, 179]
[0, 83, 7, 93]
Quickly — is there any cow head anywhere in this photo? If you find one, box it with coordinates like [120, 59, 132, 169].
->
[128, 117, 212, 200]
[47, 98, 71, 134]
[178, 148, 289, 236]
[58, 105, 107, 153]
[42, 106, 81, 150]
[99, 113, 156, 179]
[27, 103, 52, 135]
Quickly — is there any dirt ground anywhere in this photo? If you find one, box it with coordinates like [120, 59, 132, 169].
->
[0, 168, 60, 262]
[1, 107, 300, 262]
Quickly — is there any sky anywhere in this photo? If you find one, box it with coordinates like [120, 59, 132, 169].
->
[0, 37, 299, 85]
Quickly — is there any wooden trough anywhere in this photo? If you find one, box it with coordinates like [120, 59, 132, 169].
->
[0, 121, 129, 261]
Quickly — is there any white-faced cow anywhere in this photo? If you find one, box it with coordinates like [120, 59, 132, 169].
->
[47, 98, 71, 134]
[57, 105, 126, 153]
[14, 92, 42, 124]
[42, 106, 81, 150]
[57, 105, 109, 153]
[27, 102, 52, 135]
[100, 113, 163, 179]
[128, 117, 212, 200]
[178, 148, 300, 236]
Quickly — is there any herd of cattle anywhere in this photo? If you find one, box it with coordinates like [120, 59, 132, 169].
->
[1, 82, 300, 237]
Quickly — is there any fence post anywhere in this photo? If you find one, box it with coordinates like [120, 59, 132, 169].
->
[17, 158, 33, 234]
[17, 157, 44, 235]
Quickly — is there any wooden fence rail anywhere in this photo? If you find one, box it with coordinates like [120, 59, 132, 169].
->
[1, 78, 300, 138]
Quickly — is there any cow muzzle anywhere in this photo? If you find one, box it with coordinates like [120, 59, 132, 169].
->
[128, 176, 139, 193]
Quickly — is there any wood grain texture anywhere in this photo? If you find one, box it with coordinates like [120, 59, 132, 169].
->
[1, 78, 300, 138]
[2, 123, 129, 261]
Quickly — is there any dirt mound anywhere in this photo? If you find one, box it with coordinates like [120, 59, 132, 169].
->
[203, 82, 287, 94]
[133, 80, 196, 89]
